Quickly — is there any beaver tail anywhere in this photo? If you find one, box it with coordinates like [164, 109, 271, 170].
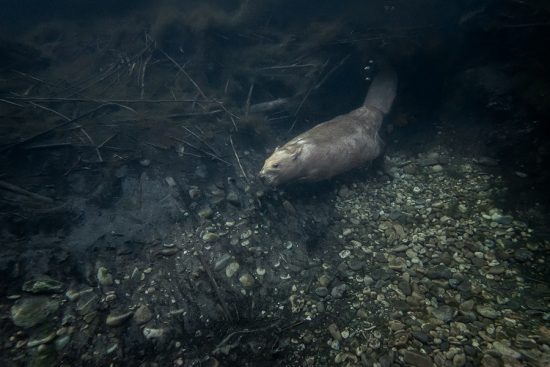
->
[363, 65, 397, 115]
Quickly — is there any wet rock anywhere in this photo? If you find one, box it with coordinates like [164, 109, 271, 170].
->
[430, 305, 457, 322]
[54, 335, 71, 350]
[106, 311, 133, 326]
[460, 299, 475, 312]
[76, 291, 99, 323]
[225, 262, 240, 277]
[476, 304, 501, 319]
[398, 280, 412, 296]
[198, 205, 214, 219]
[403, 350, 433, 367]
[11, 297, 60, 328]
[513, 248, 533, 262]
[143, 327, 165, 339]
[431, 164, 444, 173]
[412, 331, 430, 344]
[97, 267, 113, 286]
[202, 232, 220, 242]
[22, 275, 64, 294]
[188, 187, 201, 199]
[491, 341, 521, 359]
[134, 305, 153, 325]
[452, 352, 466, 367]
[328, 323, 342, 340]
[226, 191, 240, 206]
[480, 354, 501, 367]
[315, 287, 329, 297]
[427, 265, 452, 279]
[318, 274, 332, 287]
[331, 284, 348, 298]
[239, 273, 255, 288]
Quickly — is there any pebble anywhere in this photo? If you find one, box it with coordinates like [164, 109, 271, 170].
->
[491, 341, 521, 359]
[143, 328, 165, 339]
[133, 305, 153, 325]
[202, 232, 220, 242]
[239, 273, 255, 288]
[22, 276, 64, 294]
[97, 267, 113, 286]
[476, 305, 501, 319]
[431, 164, 444, 173]
[198, 206, 214, 219]
[225, 262, 240, 277]
[315, 287, 329, 297]
[106, 311, 133, 326]
[403, 350, 433, 367]
[430, 305, 457, 322]
[331, 284, 348, 298]
[11, 297, 60, 328]
[328, 323, 342, 340]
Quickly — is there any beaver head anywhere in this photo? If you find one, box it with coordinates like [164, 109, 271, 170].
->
[259, 143, 304, 186]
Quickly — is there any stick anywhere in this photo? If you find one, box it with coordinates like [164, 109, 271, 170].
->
[159, 48, 240, 126]
[170, 136, 231, 166]
[245, 83, 254, 120]
[79, 128, 103, 162]
[257, 64, 317, 71]
[0, 180, 54, 203]
[29, 101, 71, 121]
[197, 253, 232, 322]
[4, 97, 219, 104]
[0, 104, 115, 154]
[0, 98, 24, 107]
[140, 52, 152, 99]
[180, 125, 221, 157]
[159, 48, 209, 100]
[229, 135, 249, 183]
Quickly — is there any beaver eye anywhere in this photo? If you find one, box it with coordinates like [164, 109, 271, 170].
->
[272, 163, 280, 169]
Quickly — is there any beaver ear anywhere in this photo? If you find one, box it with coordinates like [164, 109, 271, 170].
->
[290, 145, 303, 160]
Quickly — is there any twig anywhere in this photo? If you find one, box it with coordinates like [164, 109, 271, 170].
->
[180, 125, 221, 157]
[27, 101, 104, 162]
[314, 54, 351, 90]
[140, 52, 153, 99]
[98, 133, 117, 148]
[287, 118, 298, 134]
[79, 128, 103, 162]
[0, 180, 54, 203]
[29, 101, 71, 121]
[197, 253, 232, 322]
[4, 97, 219, 104]
[0, 98, 24, 107]
[257, 64, 318, 71]
[170, 136, 231, 166]
[212, 321, 282, 355]
[158, 48, 208, 100]
[159, 47, 240, 127]
[229, 135, 249, 183]
[0, 104, 116, 154]
[245, 83, 254, 120]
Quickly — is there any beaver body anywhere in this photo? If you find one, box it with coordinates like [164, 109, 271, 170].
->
[259, 67, 397, 186]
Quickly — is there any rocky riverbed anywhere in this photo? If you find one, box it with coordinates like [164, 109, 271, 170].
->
[1, 141, 549, 366]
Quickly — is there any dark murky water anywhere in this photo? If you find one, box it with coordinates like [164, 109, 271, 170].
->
[1, 1, 549, 366]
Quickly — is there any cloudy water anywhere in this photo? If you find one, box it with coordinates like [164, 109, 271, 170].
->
[1, 1, 549, 366]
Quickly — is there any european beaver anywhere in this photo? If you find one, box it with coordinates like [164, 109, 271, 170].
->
[259, 66, 397, 186]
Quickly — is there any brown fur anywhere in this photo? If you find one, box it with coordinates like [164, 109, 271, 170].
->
[259, 107, 384, 185]
[259, 67, 397, 186]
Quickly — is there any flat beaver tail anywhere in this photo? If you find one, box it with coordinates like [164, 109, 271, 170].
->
[363, 65, 398, 115]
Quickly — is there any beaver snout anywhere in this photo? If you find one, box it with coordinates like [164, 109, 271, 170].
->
[258, 169, 277, 186]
